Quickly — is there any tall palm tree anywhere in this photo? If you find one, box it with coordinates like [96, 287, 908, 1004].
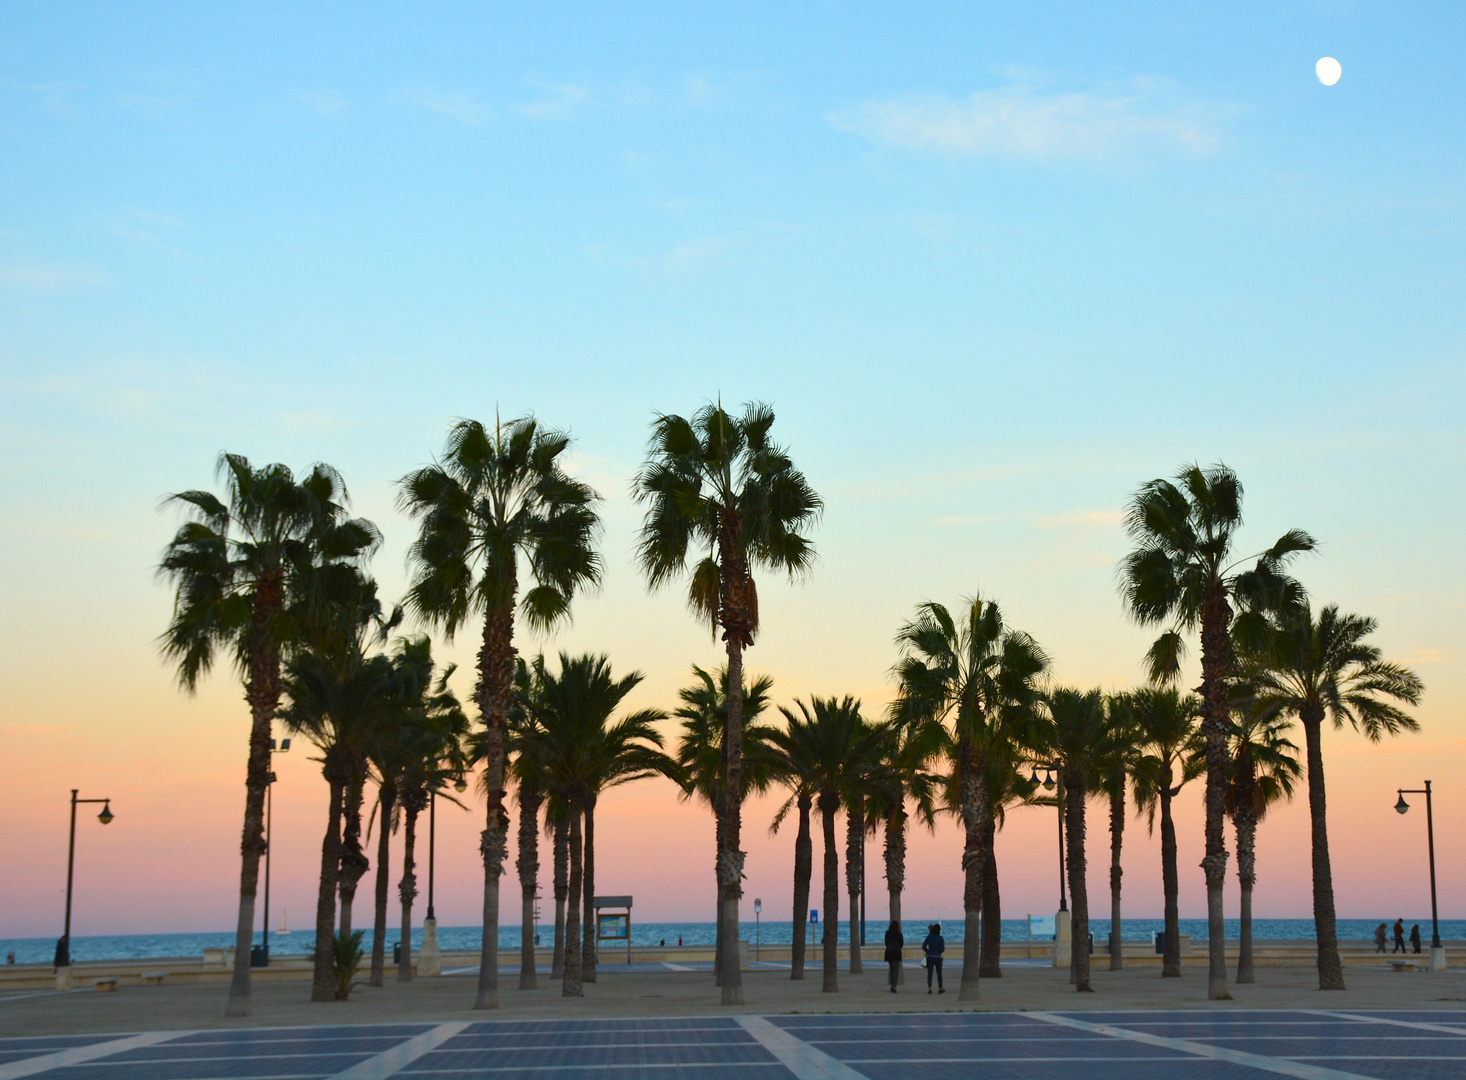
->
[160, 454, 379, 1015]
[508, 657, 545, 990]
[521, 653, 671, 996]
[1096, 694, 1142, 971]
[1250, 603, 1422, 990]
[400, 417, 601, 1010]
[277, 579, 393, 1002]
[977, 754, 1031, 979]
[548, 804, 568, 978]
[1119, 462, 1313, 1000]
[1131, 688, 1205, 978]
[1034, 688, 1113, 993]
[769, 697, 883, 994]
[634, 401, 821, 1005]
[890, 595, 1048, 1002]
[672, 664, 776, 986]
[1224, 690, 1300, 984]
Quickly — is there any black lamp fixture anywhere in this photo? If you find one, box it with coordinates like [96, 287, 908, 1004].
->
[97, 802, 114, 825]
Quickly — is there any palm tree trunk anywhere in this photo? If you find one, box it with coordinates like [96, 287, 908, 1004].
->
[1109, 782, 1125, 971]
[819, 793, 839, 992]
[397, 803, 419, 982]
[310, 772, 345, 1002]
[563, 803, 583, 997]
[227, 600, 281, 1018]
[1234, 747, 1257, 984]
[1160, 778, 1181, 977]
[1302, 711, 1346, 989]
[338, 777, 368, 941]
[369, 780, 397, 986]
[979, 818, 1001, 978]
[713, 810, 726, 986]
[517, 782, 542, 990]
[791, 793, 812, 981]
[1065, 771, 1092, 992]
[473, 602, 516, 1011]
[1199, 587, 1232, 1001]
[883, 806, 905, 986]
[582, 794, 597, 983]
[845, 801, 863, 974]
[551, 814, 567, 979]
[717, 629, 747, 1006]
[958, 735, 988, 1003]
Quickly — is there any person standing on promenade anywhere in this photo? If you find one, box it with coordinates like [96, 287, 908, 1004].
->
[922, 923, 945, 994]
[884, 921, 904, 993]
[1393, 919, 1407, 953]
[1409, 924, 1422, 954]
[1374, 923, 1388, 953]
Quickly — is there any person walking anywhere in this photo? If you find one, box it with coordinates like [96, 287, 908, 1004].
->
[921, 922, 945, 994]
[1409, 924, 1422, 955]
[1393, 919, 1407, 954]
[883, 921, 904, 993]
[1374, 923, 1388, 954]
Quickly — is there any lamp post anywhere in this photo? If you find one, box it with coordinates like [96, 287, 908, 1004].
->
[57, 790, 115, 970]
[754, 898, 762, 962]
[1395, 781, 1445, 970]
[1031, 764, 1070, 971]
[419, 774, 467, 977]
[253, 737, 290, 968]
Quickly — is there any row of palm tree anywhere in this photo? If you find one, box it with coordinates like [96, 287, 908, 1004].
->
[160, 418, 1420, 1017]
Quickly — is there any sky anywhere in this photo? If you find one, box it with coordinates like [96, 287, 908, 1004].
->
[2, 2, 1463, 941]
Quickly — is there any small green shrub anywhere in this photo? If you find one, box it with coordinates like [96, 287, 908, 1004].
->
[333, 930, 366, 1001]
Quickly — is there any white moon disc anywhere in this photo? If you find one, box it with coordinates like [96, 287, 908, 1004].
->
[1316, 57, 1342, 86]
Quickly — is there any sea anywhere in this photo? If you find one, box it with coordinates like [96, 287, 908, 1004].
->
[5, 918, 1460, 966]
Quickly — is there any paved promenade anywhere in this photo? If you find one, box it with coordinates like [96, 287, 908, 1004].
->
[2, 1008, 1464, 1080]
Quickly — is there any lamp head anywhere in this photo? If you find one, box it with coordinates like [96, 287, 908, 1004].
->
[1030, 768, 1041, 787]
[280, 738, 291, 752]
[97, 803, 114, 825]
[454, 777, 468, 793]
[1043, 773, 1056, 792]
[1395, 792, 1410, 815]
[754, 898, 762, 914]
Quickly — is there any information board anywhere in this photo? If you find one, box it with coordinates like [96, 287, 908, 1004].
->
[597, 913, 629, 941]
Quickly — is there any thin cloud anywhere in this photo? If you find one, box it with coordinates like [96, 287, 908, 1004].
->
[933, 514, 999, 527]
[398, 87, 489, 125]
[0, 265, 110, 291]
[831, 78, 1217, 160]
[1035, 509, 1124, 530]
[299, 87, 349, 117]
[519, 80, 593, 120]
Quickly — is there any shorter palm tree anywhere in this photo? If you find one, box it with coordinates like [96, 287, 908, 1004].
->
[1131, 688, 1205, 978]
[1251, 602, 1422, 991]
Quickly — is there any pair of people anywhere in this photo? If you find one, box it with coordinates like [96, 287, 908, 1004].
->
[880, 921, 946, 993]
[1381, 919, 1423, 955]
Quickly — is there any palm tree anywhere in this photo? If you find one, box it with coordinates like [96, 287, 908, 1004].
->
[392, 641, 467, 984]
[277, 581, 393, 1002]
[1225, 689, 1300, 984]
[977, 754, 1031, 979]
[1119, 462, 1314, 1000]
[863, 720, 942, 984]
[1097, 694, 1142, 971]
[672, 664, 776, 986]
[160, 454, 379, 1015]
[548, 804, 568, 978]
[1131, 688, 1205, 978]
[633, 401, 821, 1005]
[1250, 603, 1422, 990]
[1033, 688, 1113, 992]
[522, 653, 671, 997]
[509, 657, 545, 990]
[769, 697, 882, 994]
[890, 595, 1048, 1002]
[399, 417, 601, 1010]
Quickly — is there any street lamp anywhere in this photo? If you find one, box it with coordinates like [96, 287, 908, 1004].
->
[1030, 765, 1066, 911]
[57, 789, 115, 969]
[420, 773, 469, 977]
[1395, 781, 1445, 970]
[754, 898, 762, 962]
[253, 737, 290, 968]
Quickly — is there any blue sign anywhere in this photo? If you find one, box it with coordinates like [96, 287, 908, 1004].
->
[809, 909, 819, 923]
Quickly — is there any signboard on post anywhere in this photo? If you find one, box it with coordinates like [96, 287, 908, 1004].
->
[592, 895, 633, 964]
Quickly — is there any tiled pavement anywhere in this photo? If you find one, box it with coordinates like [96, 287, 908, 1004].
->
[1, 1009, 1462, 1080]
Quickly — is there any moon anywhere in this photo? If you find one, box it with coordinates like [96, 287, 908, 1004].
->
[1316, 57, 1342, 86]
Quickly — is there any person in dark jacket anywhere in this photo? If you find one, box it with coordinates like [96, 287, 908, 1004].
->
[1393, 919, 1407, 954]
[921, 923, 945, 993]
[883, 921, 904, 992]
[1410, 924, 1422, 954]
[1374, 923, 1388, 953]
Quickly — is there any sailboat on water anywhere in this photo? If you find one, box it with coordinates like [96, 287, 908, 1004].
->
[277, 908, 290, 935]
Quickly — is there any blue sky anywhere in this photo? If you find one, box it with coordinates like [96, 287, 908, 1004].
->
[2, 2, 1463, 931]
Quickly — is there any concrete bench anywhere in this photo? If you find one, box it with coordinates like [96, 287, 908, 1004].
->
[141, 971, 168, 986]
[94, 978, 119, 992]
[1389, 960, 1418, 972]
